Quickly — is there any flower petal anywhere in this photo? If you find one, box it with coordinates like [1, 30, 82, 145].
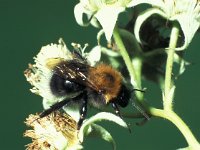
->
[134, 8, 167, 44]
[175, 15, 200, 50]
[24, 112, 82, 150]
[24, 39, 73, 104]
[95, 6, 125, 41]
[78, 112, 128, 142]
[90, 17, 100, 28]
[128, 0, 164, 8]
[86, 45, 101, 66]
[74, 3, 91, 26]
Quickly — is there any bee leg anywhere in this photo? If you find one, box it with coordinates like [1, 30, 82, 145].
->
[77, 93, 88, 130]
[111, 102, 131, 133]
[111, 102, 122, 118]
[39, 98, 71, 118]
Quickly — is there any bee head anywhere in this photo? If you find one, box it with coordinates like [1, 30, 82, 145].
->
[115, 85, 130, 108]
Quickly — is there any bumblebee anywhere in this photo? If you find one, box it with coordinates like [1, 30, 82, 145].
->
[37, 50, 131, 129]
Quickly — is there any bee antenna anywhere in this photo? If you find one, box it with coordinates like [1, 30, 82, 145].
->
[131, 99, 150, 121]
[130, 88, 147, 93]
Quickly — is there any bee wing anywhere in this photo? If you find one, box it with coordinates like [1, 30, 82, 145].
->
[52, 60, 99, 91]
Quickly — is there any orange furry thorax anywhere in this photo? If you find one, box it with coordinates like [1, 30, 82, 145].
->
[88, 64, 122, 103]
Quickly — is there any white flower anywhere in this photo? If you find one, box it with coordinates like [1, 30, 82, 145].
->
[24, 112, 82, 150]
[24, 112, 129, 150]
[24, 39, 74, 110]
[131, 0, 200, 50]
[24, 39, 101, 122]
[74, 0, 133, 42]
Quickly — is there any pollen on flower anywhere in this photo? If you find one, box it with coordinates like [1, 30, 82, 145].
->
[24, 112, 82, 150]
[24, 39, 75, 107]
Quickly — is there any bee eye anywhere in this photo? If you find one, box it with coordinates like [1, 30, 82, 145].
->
[50, 74, 84, 96]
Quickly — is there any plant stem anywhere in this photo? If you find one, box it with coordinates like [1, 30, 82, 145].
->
[164, 23, 179, 110]
[113, 26, 138, 87]
[112, 22, 200, 150]
[113, 26, 144, 102]
[150, 108, 200, 149]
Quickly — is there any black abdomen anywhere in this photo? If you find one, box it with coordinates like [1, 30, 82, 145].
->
[50, 73, 85, 96]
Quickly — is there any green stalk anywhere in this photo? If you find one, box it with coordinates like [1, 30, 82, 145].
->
[163, 23, 179, 110]
[112, 21, 200, 150]
[150, 108, 200, 149]
[113, 26, 144, 102]
[113, 27, 138, 87]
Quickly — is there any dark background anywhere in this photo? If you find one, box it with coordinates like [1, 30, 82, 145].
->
[0, 1, 200, 149]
